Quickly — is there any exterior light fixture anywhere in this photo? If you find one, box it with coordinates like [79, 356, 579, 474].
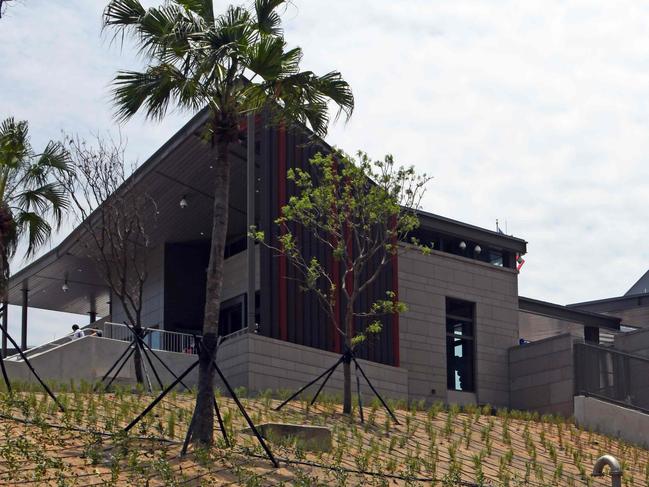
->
[459, 241, 467, 251]
[474, 245, 482, 254]
[179, 196, 188, 209]
[62, 280, 69, 293]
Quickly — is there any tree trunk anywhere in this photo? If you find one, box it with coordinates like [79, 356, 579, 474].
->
[342, 306, 353, 414]
[343, 354, 352, 414]
[192, 139, 231, 446]
[133, 325, 144, 385]
[0, 204, 13, 298]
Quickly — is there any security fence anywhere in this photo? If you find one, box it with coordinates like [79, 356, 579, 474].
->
[574, 342, 649, 412]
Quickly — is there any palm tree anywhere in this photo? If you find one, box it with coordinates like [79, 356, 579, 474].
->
[0, 118, 70, 297]
[103, 0, 354, 445]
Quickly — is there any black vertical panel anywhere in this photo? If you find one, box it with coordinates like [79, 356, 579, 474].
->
[286, 127, 297, 344]
[269, 124, 280, 340]
[259, 113, 273, 339]
[258, 121, 395, 366]
[264, 121, 279, 340]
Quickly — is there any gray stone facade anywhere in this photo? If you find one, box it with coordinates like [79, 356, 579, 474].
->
[398, 245, 519, 408]
[509, 333, 575, 416]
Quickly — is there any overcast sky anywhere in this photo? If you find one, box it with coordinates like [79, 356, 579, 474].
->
[2, 0, 649, 345]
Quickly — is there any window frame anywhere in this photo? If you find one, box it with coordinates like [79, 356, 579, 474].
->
[445, 297, 477, 393]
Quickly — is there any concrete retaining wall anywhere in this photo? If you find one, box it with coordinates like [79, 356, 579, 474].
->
[241, 334, 408, 401]
[4, 336, 198, 387]
[574, 395, 649, 448]
[509, 333, 575, 416]
[3, 333, 408, 401]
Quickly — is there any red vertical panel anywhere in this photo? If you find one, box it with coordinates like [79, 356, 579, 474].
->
[277, 125, 288, 341]
[390, 215, 400, 367]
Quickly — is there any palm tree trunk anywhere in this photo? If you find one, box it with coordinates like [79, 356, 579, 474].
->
[0, 204, 12, 299]
[192, 139, 231, 446]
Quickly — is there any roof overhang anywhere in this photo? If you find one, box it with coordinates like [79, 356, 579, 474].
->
[568, 293, 649, 313]
[418, 210, 527, 254]
[7, 108, 252, 315]
[520, 296, 621, 330]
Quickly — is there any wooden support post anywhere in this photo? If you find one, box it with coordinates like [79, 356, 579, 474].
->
[20, 288, 28, 351]
[247, 111, 256, 332]
[88, 311, 97, 324]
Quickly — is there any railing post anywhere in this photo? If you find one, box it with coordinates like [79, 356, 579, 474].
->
[20, 287, 28, 351]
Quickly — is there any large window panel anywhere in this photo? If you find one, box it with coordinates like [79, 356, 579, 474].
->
[446, 297, 476, 392]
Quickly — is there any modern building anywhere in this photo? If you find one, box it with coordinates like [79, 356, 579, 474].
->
[4, 109, 649, 423]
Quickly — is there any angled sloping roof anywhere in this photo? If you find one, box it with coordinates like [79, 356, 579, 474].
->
[626, 269, 649, 296]
[520, 296, 621, 330]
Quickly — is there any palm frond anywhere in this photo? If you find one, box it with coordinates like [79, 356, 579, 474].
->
[246, 35, 288, 79]
[13, 211, 52, 257]
[312, 71, 355, 122]
[213, 5, 254, 48]
[254, 0, 285, 37]
[34, 141, 71, 176]
[103, 0, 146, 31]
[112, 64, 204, 122]
[104, 0, 199, 62]
[12, 182, 68, 225]
[0, 117, 30, 170]
[248, 69, 353, 137]
[176, 0, 214, 24]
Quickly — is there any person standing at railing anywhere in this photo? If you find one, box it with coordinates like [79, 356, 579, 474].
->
[71, 324, 85, 339]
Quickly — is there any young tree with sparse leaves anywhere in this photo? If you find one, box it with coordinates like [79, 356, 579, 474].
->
[252, 151, 431, 415]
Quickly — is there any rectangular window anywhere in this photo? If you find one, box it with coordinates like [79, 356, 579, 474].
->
[219, 295, 245, 336]
[446, 297, 476, 392]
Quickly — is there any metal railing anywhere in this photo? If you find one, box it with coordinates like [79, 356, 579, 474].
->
[574, 342, 649, 411]
[4, 327, 103, 361]
[4, 321, 252, 362]
[99, 322, 201, 354]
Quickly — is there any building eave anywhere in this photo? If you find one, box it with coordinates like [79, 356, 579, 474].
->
[520, 296, 621, 330]
[417, 210, 528, 254]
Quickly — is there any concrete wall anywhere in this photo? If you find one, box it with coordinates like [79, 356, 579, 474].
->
[601, 306, 649, 329]
[398, 245, 519, 408]
[518, 311, 585, 342]
[240, 333, 408, 401]
[509, 333, 575, 416]
[574, 395, 649, 448]
[4, 333, 407, 401]
[221, 246, 260, 302]
[4, 335, 198, 386]
[111, 244, 165, 328]
[111, 245, 259, 330]
[614, 327, 649, 358]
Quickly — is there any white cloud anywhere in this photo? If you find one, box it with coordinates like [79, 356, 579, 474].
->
[2, 0, 649, 343]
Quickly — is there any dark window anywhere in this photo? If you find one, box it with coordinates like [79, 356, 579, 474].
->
[446, 297, 476, 392]
[219, 295, 245, 336]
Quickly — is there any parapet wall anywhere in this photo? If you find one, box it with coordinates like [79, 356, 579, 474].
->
[2, 333, 408, 402]
[509, 333, 575, 417]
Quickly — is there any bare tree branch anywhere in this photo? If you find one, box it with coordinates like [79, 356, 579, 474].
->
[58, 134, 158, 384]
